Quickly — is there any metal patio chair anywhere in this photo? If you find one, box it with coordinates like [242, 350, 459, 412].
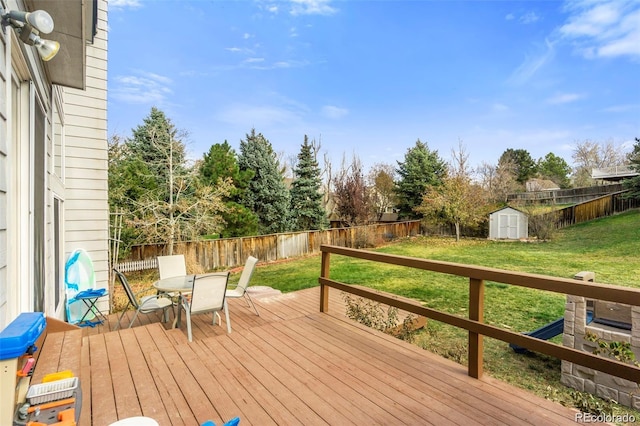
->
[179, 272, 231, 341]
[226, 256, 260, 316]
[113, 269, 173, 330]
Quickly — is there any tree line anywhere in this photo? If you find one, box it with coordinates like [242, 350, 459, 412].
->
[109, 107, 639, 251]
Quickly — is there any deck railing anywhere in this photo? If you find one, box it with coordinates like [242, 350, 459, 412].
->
[318, 244, 640, 382]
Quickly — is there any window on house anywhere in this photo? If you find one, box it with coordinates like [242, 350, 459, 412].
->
[33, 97, 45, 312]
[54, 197, 62, 309]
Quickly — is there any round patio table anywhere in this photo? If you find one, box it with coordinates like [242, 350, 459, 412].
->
[153, 275, 195, 328]
[153, 275, 194, 293]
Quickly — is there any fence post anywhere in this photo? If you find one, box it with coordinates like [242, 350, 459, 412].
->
[320, 249, 331, 312]
[468, 277, 485, 379]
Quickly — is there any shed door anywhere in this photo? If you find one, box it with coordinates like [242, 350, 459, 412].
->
[499, 214, 519, 239]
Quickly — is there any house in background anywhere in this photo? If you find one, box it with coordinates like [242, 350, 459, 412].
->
[488, 206, 528, 240]
[0, 0, 108, 330]
[526, 178, 561, 192]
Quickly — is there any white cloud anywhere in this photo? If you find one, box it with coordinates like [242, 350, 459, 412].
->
[243, 33, 252, 40]
[244, 57, 265, 64]
[322, 105, 349, 119]
[226, 47, 255, 55]
[508, 38, 556, 85]
[492, 103, 509, 112]
[505, 11, 540, 24]
[559, 1, 640, 59]
[520, 12, 540, 24]
[249, 60, 310, 70]
[112, 71, 173, 105]
[109, 0, 142, 9]
[547, 93, 585, 104]
[602, 104, 639, 113]
[290, 0, 337, 16]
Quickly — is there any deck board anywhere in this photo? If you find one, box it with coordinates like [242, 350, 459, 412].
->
[87, 334, 118, 425]
[119, 329, 171, 423]
[295, 315, 514, 425]
[103, 332, 141, 419]
[245, 323, 386, 425]
[134, 324, 194, 426]
[79, 337, 91, 426]
[276, 317, 454, 425]
[78, 286, 580, 425]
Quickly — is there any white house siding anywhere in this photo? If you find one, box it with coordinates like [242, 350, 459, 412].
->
[0, 4, 57, 327]
[0, 0, 109, 329]
[61, 0, 109, 312]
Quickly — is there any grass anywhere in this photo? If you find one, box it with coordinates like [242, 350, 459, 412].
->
[127, 209, 640, 420]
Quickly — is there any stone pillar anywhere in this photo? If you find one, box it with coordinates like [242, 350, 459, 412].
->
[561, 295, 586, 391]
[561, 272, 639, 409]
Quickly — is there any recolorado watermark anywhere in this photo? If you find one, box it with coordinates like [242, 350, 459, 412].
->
[575, 412, 636, 423]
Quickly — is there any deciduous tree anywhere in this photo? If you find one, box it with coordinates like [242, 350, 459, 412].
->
[333, 155, 370, 226]
[416, 143, 486, 241]
[114, 108, 232, 253]
[367, 163, 397, 220]
[572, 139, 628, 187]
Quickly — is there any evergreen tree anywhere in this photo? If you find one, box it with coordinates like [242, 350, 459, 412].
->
[499, 148, 536, 184]
[537, 153, 572, 189]
[624, 137, 640, 199]
[108, 133, 157, 213]
[394, 140, 447, 219]
[238, 129, 291, 234]
[128, 107, 187, 193]
[289, 136, 328, 231]
[200, 141, 259, 237]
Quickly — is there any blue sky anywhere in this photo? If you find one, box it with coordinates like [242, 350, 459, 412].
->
[107, 0, 640, 173]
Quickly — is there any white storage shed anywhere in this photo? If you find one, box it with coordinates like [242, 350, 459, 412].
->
[489, 207, 528, 240]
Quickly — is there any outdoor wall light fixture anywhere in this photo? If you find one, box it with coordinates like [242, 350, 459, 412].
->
[1, 8, 60, 61]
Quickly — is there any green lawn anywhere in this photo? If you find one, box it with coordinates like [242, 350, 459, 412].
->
[248, 209, 640, 419]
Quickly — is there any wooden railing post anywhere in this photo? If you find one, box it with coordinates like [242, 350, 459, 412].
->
[320, 249, 331, 312]
[468, 278, 485, 379]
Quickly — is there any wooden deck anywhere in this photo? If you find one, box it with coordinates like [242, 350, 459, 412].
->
[74, 287, 579, 425]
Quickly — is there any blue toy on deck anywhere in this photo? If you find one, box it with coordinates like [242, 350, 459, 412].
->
[201, 417, 240, 426]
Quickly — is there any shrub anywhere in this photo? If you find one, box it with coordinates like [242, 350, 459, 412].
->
[342, 294, 418, 342]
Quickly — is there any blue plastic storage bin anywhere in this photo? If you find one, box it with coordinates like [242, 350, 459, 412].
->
[0, 312, 46, 360]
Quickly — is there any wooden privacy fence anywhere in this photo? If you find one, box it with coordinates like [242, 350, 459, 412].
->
[545, 191, 640, 229]
[117, 221, 421, 272]
[318, 244, 640, 382]
[508, 183, 625, 204]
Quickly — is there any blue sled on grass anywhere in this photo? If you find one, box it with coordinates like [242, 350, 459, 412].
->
[510, 310, 594, 354]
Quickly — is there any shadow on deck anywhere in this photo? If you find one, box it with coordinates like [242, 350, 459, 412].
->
[75, 287, 578, 425]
